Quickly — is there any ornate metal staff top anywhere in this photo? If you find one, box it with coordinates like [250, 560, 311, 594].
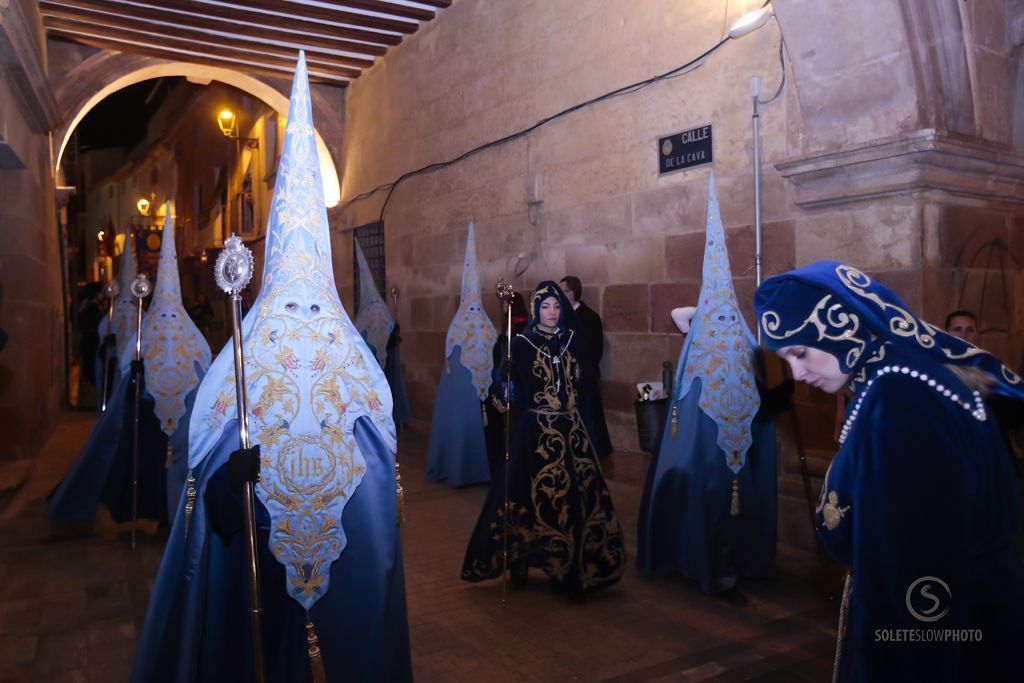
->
[104, 279, 120, 317]
[130, 273, 151, 298]
[495, 279, 514, 303]
[216, 235, 255, 296]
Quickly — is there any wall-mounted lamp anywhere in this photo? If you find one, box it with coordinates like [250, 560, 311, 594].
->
[729, 4, 774, 39]
[137, 197, 151, 216]
[216, 108, 259, 149]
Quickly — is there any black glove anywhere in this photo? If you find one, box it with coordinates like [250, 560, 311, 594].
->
[130, 359, 144, 377]
[387, 323, 402, 351]
[228, 444, 261, 493]
[500, 358, 516, 381]
[759, 379, 795, 418]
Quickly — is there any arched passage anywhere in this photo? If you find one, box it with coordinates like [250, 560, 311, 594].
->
[52, 52, 343, 206]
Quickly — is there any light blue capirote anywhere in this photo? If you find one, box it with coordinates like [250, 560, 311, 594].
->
[353, 238, 395, 368]
[136, 205, 211, 517]
[187, 51, 397, 612]
[674, 173, 760, 472]
[637, 173, 776, 594]
[444, 223, 497, 399]
[426, 223, 495, 486]
[141, 205, 211, 434]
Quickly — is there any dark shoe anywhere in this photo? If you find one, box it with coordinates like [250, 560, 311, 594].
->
[718, 585, 750, 606]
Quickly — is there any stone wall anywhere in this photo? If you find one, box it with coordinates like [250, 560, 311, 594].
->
[0, 0, 63, 462]
[338, 0, 795, 451]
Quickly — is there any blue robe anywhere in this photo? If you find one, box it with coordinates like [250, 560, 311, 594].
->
[130, 416, 412, 683]
[385, 326, 412, 428]
[822, 350, 1024, 682]
[426, 346, 490, 487]
[94, 330, 120, 413]
[636, 377, 777, 593]
[48, 367, 174, 524]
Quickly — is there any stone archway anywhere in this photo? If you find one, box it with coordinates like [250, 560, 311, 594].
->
[51, 51, 344, 206]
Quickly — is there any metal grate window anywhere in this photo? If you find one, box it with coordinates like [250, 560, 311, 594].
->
[353, 221, 386, 314]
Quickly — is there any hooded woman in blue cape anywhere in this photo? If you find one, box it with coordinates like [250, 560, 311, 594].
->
[426, 223, 496, 486]
[48, 212, 211, 525]
[637, 176, 777, 595]
[130, 53, 411, 683]
[353, 237, 412, 428]
[461, 280, 626, 599]
[756, 261, 1024, 682]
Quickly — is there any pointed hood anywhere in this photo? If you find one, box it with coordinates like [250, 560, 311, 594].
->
[675, 174, 760, 474]
[188, 53, 395, 612]
[353, 237, 395, 366]
[109, 232, 138, 359]
[444, 223, 497, 399]
[139, 204, 211, 436]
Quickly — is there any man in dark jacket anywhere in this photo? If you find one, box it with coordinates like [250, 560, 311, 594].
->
[560, 275, 604, 371]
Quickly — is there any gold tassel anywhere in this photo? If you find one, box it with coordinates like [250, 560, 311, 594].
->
[730, 478, 740, 516]
[481, 401, 488, 428]
[670, 405, 678, 438]
[184, 472, 196, 537]
[165, 441, 174, 469]
[395, 462, 406, 527]
[305, 621, 327, 683]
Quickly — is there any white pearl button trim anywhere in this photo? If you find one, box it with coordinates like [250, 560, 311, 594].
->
[839, 365, 987, 445]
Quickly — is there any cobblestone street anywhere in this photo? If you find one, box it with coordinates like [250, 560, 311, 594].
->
[0, 412, 839, 682]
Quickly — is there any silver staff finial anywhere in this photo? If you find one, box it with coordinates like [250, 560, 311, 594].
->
[104, 280, 121, 299]
[215, 235, 255, 296]
[494, 278, 513, 302]
[130, 273, 152, 299]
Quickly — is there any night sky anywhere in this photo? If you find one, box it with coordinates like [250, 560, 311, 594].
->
[75, 78, 174, 151]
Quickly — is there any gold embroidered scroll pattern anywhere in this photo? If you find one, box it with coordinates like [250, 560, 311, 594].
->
[761, 294, 866, 370]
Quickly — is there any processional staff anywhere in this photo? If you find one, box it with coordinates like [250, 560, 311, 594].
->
[100, 279, 120, 413]
[129, 273, 151, 550]
[389, 285, 406, 525]
[214, 235, 267, 683]
[495, 279, 515, 604]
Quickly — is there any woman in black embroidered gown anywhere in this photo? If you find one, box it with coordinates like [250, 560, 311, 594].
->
[461, 281, 626, 599]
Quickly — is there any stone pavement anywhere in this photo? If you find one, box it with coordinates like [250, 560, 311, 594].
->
[0, 411, 840, 682]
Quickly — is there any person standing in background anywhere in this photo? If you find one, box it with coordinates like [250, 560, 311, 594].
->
[560, 276, 603, 370]
[944, 309, 979, 345]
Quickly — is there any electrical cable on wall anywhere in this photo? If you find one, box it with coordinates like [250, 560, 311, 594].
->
[341, 20, 782, 224]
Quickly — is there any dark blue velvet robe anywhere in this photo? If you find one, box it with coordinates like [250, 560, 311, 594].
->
[636, 377, 777, 593]
[823, 352, 1024, 682]
[48, 366, 174, 524]
[130, 416, 412, 683]
[426, 346, 490, 486]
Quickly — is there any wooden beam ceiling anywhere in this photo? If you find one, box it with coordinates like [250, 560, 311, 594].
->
[40, 0, 447, 86]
